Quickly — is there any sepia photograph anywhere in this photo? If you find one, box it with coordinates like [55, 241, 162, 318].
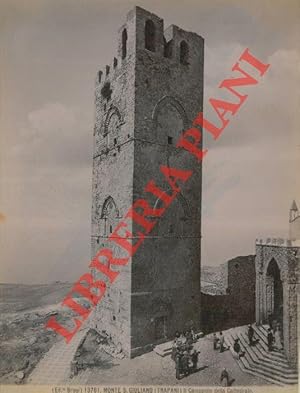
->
[0, 0, 299, 391]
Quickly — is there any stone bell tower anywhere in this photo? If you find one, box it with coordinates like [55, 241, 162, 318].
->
[91, 6, 204, 357]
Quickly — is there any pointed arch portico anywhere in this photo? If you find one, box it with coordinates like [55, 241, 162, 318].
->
[255, 239, 299, 366]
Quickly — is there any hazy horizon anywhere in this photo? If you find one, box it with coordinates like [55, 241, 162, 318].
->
[0, 0, 299, 284]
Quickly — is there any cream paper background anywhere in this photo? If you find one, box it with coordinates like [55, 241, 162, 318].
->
[0, 0, 299, 391]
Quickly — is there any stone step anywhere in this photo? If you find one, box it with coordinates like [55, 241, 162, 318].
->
[245, 335, 294, 369]
[236, 332, 298, 378]
[253, 326, 297, 372]
[224, 334, 284, 387]
[224, 329, 298, 386]
[249, 326, 286, 360]
[239, 333, 293, 372]
[227, 332, 293, 380]
[153, 341, 173, 357]
[225, 334, 295, 386]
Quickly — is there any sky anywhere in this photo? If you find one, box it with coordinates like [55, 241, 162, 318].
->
[0, 0, 299, 284]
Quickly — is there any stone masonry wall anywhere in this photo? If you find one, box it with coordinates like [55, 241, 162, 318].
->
[201, 256, 256, 333]
[90, 7, 137, 356]
[255, 239, 299, 367]
[131, 7, 204, 355]
[91, 6, 204, 357]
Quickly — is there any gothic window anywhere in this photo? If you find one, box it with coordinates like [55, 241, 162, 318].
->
[164, 38, 173, 58]
[101, 82, 112, 101]
[152, 191, 190, 236]
[104, 107, 122, 148]
[180, 40, 189, 65]
[145, 20, 155, 52]
[101, 196, 119, 236]
[122, 29, 127, 59]
[154, 97, 186, 143]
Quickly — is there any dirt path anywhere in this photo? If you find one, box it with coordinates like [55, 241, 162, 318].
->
[27, 327, 89, 384]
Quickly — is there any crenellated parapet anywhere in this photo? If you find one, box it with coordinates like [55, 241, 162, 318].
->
[255, 237, 300, 248]
[91, 6, 204, 358]
[94, 6, 204, 103]
[93, 6, 204, 159]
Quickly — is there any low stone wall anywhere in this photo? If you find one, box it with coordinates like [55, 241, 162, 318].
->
[201, 292, 255, 333]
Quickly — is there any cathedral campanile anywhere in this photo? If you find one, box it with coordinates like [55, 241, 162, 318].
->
[91, 6, 204, 357]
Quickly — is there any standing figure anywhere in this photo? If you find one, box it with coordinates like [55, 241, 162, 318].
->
[171, 341, 178, 362]
[190, 327, 196, 342]
[186, 329, 193, 346]
[268, 313, 273, 330]
[274, 325, 283, 350]
[176, 333, 186, 352]
[220, 368, 229, 386]
[181, 351, 190, 377]
[175, 352, 183, 380]
[179, 332, 187, 348]
[247, 324, 254, 346]
[191, 349, 199, 372]
[267, 328, 274, 351]
[172, 332, 180, 361]
[233, 338, 245, 359]
[219, 332, 225, 353]
[213, 333, 219, 350]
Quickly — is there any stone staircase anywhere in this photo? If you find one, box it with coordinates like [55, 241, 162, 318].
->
[223, 324, 298, 386]
[153, 340, 173, 357]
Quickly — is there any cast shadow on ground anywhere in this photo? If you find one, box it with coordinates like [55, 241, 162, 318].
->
[220, 347, 230, 352]
[196, 365, 209, 372]
[250, 339, 260, 346]
[93, 358, 119, 370]
[181, 365, 208, 378]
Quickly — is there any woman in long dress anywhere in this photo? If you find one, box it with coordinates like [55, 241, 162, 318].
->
[274, 325, 283, 350]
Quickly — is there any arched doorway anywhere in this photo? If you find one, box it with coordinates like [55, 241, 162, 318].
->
[266, 259, 283, 326]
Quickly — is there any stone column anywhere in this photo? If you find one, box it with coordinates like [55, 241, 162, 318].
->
[285, 280, 298, 366]
[282, 277, 289, 359]
[255, 246, 264, 325]
[256, 273, 261, 324]
[265, 275, 274, 322]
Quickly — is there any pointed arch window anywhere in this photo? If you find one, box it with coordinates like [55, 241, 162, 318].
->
[164, 39, 173, 59]
[180, 40, 189, 65]
[101, 196, 119, 236]
[145, 20, 156, 52]
[122, 29, 128, 59]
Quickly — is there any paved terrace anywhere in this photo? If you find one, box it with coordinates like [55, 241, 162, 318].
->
[28, 330, 272, 387]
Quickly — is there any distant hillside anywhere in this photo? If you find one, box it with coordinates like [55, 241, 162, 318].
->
[201, 265, 227, 295]
[0, 282, 73, 313]
[201, 255, 255, 295]
[0, 282, 76, 383]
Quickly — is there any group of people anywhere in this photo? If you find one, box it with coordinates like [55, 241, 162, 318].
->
[232, 325, 258, 359]
[212, 331, 226, 352]
[267, 323, 283, 351]
[213, 323, 284, 360]
[170, 322, 283, 383]
[171, 329, 200, 380]
[212, 325, 257, 359]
